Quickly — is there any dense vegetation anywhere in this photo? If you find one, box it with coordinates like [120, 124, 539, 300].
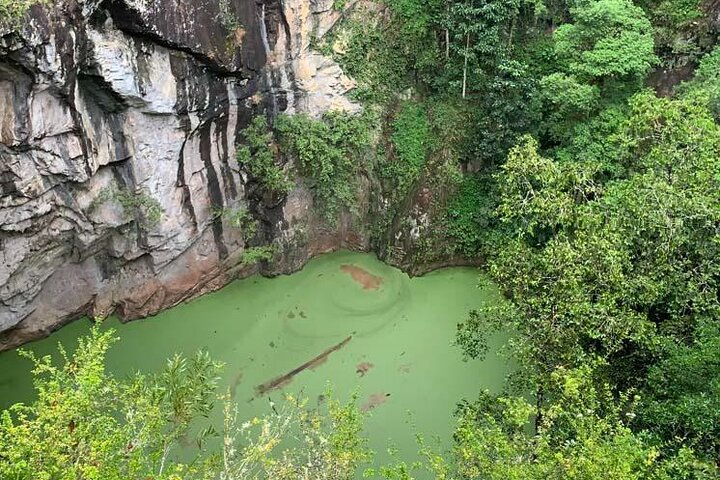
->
[0, 0, 37, 25]
[3, 0, 720, 478]
[275, 111, 374, 222]
[321, 0, 720, 476]
[237, 116, 293, 197]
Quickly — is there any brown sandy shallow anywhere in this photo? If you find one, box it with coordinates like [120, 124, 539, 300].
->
[398, 363, 411, 374]
[361, 392, 390, 412]
[340, 264, 384, 290]
[356, 361, 374, 377]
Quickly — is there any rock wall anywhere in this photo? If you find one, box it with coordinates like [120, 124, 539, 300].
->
[0, 0, 364, 349]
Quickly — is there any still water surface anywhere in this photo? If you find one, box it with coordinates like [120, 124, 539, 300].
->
[0, 251, 509, 469]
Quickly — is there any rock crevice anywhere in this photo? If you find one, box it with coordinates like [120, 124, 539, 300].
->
[0, 0, 362, 349]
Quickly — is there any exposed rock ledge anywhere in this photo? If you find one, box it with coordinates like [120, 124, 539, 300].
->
[0, 0, 365, 350]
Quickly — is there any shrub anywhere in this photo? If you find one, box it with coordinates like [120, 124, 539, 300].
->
[383, 101, 429, 199]
[241, 245, 276, 266]
[0, 0, 38, 26]
[275, 111, 372, 222]
[237, 116, 293, 196]
[90, 187, 164, 227]
[212, 206, 258, 237]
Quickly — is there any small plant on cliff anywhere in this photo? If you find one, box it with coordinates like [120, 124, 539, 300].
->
[383, 101, 430, 201]
[0, 0, 40, 26]
[211, 206, 258, 237]
[237, 116, 293, 196]
[90, 187, 164, 227]
[217, 0, 241, 33]
[241, 245, 276, 266]
[275, 111, 373, 223]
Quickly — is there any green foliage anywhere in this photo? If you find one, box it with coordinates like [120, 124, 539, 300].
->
[679, 46, 720, 120]
[468, 59, 540, 165]
[217, 0, 241, 32]
[237, 116, 293, 196]
[444, 176, 495, 257]
[319, 6, 414, 104]
[455, 88, 720, 469]
[383, 101, 430, 200]
[91, 187, 164, 227]
[241, 245, 276, 266]
[0, 325, 221, 479]
[0, 327, 372, 480]
[554, 0, 657, 82]
[221, 391, 371, 479]
[384, 0, 444, 87]
[444, 0, 524, 81]
[637, 0, 704, 64]
[275, 111, 372, 222]
[688, 46, 720, 89]
[212, 206, 258, 238]
[444, 365, 717, 479]
[538, 72, 600, 142]
[0, 0, 37, 25]
[553, 105, 629, 176]
[324, 0, 541, 162]
[641, 319, 720, 459]
[640, 0, 702, 25]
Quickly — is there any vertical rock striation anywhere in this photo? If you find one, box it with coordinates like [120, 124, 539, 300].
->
[0, 0, 362, 349]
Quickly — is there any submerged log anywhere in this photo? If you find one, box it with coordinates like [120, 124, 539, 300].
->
[255, 336, 352, 396]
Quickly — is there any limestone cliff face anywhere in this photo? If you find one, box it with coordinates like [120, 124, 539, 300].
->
[0, 0, 364, 349]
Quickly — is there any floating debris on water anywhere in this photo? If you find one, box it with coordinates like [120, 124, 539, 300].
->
[361, 393, 391, 412]
[255, 336, 352, 396]
[356, 361, 374, 377]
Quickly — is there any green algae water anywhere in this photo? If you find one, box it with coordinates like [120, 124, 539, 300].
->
[0, 251, 509, 470]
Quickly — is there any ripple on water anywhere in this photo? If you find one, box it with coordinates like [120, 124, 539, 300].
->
[282, 258, 411, 340]
[0, 250, 510, 476]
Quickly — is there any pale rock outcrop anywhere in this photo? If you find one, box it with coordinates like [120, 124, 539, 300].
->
[0, 0, 362, 349]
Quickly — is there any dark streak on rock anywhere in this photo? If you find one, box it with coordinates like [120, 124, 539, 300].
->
[199, 123, 228, 260]
[102, 0, 248, 78]
[170, 54, 199, 233]
[214, 97, 238, 199]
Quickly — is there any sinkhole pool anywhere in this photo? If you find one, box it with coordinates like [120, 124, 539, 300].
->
[0, 250, 510, 470]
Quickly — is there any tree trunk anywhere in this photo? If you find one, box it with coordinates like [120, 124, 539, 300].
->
[445, 28, 450, 60]
[534, 384, 544, 435]
[462, 32, 470, 99]
[508, 16, 516, 49]
[445, 0, 450, 61]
